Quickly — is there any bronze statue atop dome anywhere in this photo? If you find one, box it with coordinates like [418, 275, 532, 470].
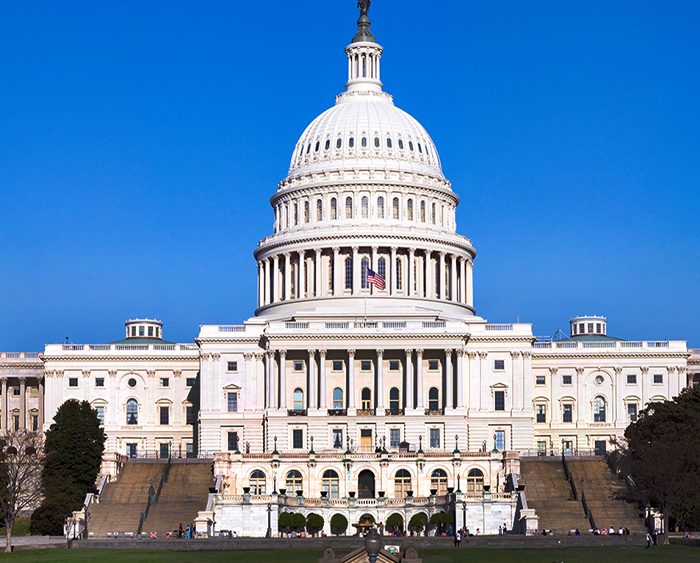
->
[358, 0, 370, 16]
[352, 0, 375, 43]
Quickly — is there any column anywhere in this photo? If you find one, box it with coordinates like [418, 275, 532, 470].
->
[450, 255, 457, 302]
[308, 350, 317, 410]
[467, 352, 479, 413]
[255, 353, 265, 411]
[278, 350, 287, 410]
[408, 248, 415, 297]
[266, 350, 276, 408]
[478, 352, 489, 412]
[466, 260, 474, 307]
[284, 253, 291, 301]
[459, 257, 466, 304]
[315, 249, 322, 297]
[576, 366, 585, 425]
[38, 378, 44, 429]
[352, 246, 360, 295]
[245, 354, 254, 411]
[347, 349, 356, 412]
[318, 350, 327, 409]
[416, 349, 424, 410]
[390, 247, 397, 296]
[257, 263, 263, 307]
[376, 349, 384, 412]
[273, 255, 280, 303]
[511, 352, 522, 412]
[333, 247, 341, 296]
[265, 258, 271, 305]
[19, 377, 26, 430]
[445, 350, 453, 410]
[405, 349, 413, 410]
[425, 250, 433, 298]
[456, 349, 465, 409]
[1, 378, 7, 431]
[371, 246, 378, 295]
[439, 252, 446, 299]
[298, 250, 305, 299]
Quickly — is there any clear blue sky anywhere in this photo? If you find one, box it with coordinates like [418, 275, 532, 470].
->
[1, 1, 698, 350]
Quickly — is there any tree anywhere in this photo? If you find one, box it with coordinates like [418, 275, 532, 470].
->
[330, 513, 348, 536]
[0, 431, 44, 553]
[385, 513, 403, 531]
[30, 400, 106, 536]
[306, 513, 324, 536]
[291, 512, 306, 532]
[278, 511, 293, 535]
[409, 513, 427, 534]
[622, 387, 700, 544]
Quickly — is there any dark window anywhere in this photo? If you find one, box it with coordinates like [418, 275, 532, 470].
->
[139, 326, 145, 336]
[653, 374, 663, 384]
[494, 360, 505, 370]
[332, 360, 343, 371]
[69, 378, 78, 387]
[361, 360, 372, 371]
[361, 387, 371, 410]
[429, 428, 440, 448]
[596, 323, 601, 333]
[361, 137, 367, 147]
[428, 387, 439, 410]
[627, 374, 637, 384]
[315, 141, 319, 152]
[409, 141, 414, 151]
[228, 432, 239, 451]
[563, 404, 573, 423]
[390, 428, 400, 448]
[494, 391, 505, 411]
[160, 377, 169, 387]
[428, 360, 439, 371]
[292, 429, 303, 449]
[389, 387, 400, 411]
[536, 404, 546, 423]
[628, 403, 638, 422]
[386, 138, 392, 148]
[374, 137, 379, 147]
[227, 361, 238, 372]
[336, 138, 342, 149]
[536, 376, 545, 385]
[349, 137, 354, 148]
[128, 378, 137, 388]
[186, 406, 196, 425]
[398, 139, 404, 149]
[306, 144, 310, 154]
[562, 375, 572, 385]
[148, 326, 153, 336]
[293, 361, 304, 371]
[228, 393, 238, 412]
[332, 429, 343, 449]
[160, 444, 169, 458]
[159, 406, 169, 425]
[95, 378, 105, 387]
[418, 143, 422, 153]
[186, 377, 196, 387]
[389, 360, 400, 371]
[126, 399, 138, 425]
[32, 415, 39, 431]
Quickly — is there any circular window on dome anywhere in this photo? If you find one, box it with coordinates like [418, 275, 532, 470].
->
[128, 378, 137, 388]
[594, 375, 604, 385]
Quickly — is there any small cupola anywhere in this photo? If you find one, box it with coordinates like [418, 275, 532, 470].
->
[570, 316, 607, 337]
[125, 318, 163, 340]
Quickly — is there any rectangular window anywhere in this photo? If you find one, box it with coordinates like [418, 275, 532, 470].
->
[159, 406, 169, 425]
[494, 391, 505, 411]
[596, 323, 601, 334]
[186, 377, 196, 387]
[428, 360, 439, 371]
[228, 431, 239, 451]
[627, 374, 637, 384]
[292, 429, 303, 449]
[588, 323, 594, 333]
[148, 326, 154, 337]
[227, 393, 238, 412]
[332, 360, 344, 372]
[139, 326, 145, 336]
[186, 406, 196, 425]
[653, 374, 663, 384]
[95, 378, 105, 387]
[562, 375, 572, 385]
[31, 415, 39, 431]
[68, 378, 78, 387]
[628, 403, 638, 422]
[127, 443, 137, 458]
[159, 443, 169, 458]
[390, 428, 400, 449]
[12, 387, 20, 396]
[30, 386, 39, 397]
[96, 406, 105, 425]
[429, 428, 440, 448]
[563, 404, 573, 423]
[333, 429, 343, 449]
[361, 360, 372, 371]
[293, 361, 304, 372]
[389, 360, 400, 371]
[537, 440, 547, 456]
[160, 377, 169, 387]
[186, 443, 195, 458]
[13, 416, 19, 431]
[536, 404, 546, 423]
[494, 430, 505, 450]
[494, 359, 505, 371]
[227, 361, 238, 372]
[536, 376, 545, 385]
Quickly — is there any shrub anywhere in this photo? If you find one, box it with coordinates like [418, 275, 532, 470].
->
[409, 513, 427, 532]
[386, 513, 403, 529]
[306, 513, 324, 536]
[330, 513, 348, 535]
[291, 512, 306, 531]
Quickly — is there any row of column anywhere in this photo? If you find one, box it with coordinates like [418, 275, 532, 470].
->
[0, 377, 44, 432]
[257, 247, 473, 307]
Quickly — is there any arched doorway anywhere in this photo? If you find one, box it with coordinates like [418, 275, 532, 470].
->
[358, 469, 375, 499]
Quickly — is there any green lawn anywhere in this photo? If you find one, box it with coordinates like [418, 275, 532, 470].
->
[0, 547, 697, 563]
[0, 518, 31, 538]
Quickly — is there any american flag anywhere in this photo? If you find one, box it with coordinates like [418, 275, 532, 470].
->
[367, 268, 386, 290]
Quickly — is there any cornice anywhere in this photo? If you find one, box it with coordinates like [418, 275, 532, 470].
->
[42, 355, 200, 363]
[0, 363, 44, 370]
[532, 352, 689, 360]
[266, 333, 469, 342]
[468, 337, 537, 344]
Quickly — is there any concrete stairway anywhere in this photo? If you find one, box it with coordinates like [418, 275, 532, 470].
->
[520, 459, 590, 533]
[140, 460, 214, 537]
[567, 459, 645, 533]
[89, 461, 168, 537]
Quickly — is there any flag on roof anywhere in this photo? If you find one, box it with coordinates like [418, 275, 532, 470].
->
[367, 268, 385, 290]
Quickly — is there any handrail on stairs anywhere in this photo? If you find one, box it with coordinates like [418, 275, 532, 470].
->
[561, 453, 578, 501]
[155, 452, 172, 504]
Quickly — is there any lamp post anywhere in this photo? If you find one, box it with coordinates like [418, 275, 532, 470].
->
[266, 503, 272, 538]
[364, 527, 382, 563]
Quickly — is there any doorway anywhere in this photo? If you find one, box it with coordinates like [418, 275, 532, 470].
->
[358, 469, 375, 499]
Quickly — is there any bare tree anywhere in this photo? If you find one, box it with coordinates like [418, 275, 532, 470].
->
[0, 431, 45, 553]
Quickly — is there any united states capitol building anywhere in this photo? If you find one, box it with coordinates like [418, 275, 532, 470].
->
[3, 3, 698, 537]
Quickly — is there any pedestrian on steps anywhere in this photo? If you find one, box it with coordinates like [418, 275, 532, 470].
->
[646, 532, 651, 548]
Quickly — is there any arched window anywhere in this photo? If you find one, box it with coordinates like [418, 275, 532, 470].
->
[441, 205, 445, 226]
[304, 201, 309, 223]
[409, 140, 414, 151]
[345, 257, 353, 290]
[361, 136, 367, 148]
[377, 196, 385, 218]
[349, 137, 354, 148]
[328, 256, 334, 293]
[330, 198, 337, 220]
[593, 396, 606, 422]
[431, 203, 436, 224]
[378, 257, 386, 281]
[316, 199, 322, 221]
[386, 137, 392, 148]
[361, 387, 372, 411]
[126, 399, 138, 425]
[325, 139, 330, 150]
[286, 470, 303, 495]
[396, 257, 402, 290]
[315, 141, 319, 152]
[420, 201, 426, 222]
[398, 139, 404, 150]
[407, 199, 413, 221]
[431, 469, 448, 495]
[394, 469, 412, 497]
[467, 469, 484, 493]
[389, 387, 400, 411]
[428, 387, 439, 411]
[374, 137, 380, 147]
[294, 203, 298, 226]
[336, 138, 342, 149]
[293, 388, 304, 411]
[285, 204, 289, 228]
[333, 387, 343, 410]
[322, 469, 340, 499]
[250, 470, 266, 494]
[435, 261, 440, 298]
[361, 257, 370, 289]
[345, 197, 353, 219]
[361, 196, 369, 218]
[392, 197, 399, 219]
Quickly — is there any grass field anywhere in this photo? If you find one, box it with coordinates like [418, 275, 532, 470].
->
[0, 518, 31, 538]
[0, 546, 697, 563]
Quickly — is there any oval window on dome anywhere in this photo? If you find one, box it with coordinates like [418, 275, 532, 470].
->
[374, 137, 380, 147]
[361, 137, 367, 148]
[349, 137, 354, 148]
[336, 138, 342, 149]
[315, 141, 320, 152]
[398, 139, 404, 150]
[386, 138, 392, 148]
[409, 141, 414, 151]
[418, 143, 423, 154]
[306, 144, 311, 154]
[325, 140, 330, 150]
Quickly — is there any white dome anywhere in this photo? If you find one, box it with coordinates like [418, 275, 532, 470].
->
[288, 91, 444, 181]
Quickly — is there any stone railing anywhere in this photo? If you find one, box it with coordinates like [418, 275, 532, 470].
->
[45, 343, 198, 353]
[533, 340, 684, 351]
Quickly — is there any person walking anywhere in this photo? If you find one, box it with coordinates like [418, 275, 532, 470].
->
[646, 531, 652, 548]
[454, 530, 461, 548]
